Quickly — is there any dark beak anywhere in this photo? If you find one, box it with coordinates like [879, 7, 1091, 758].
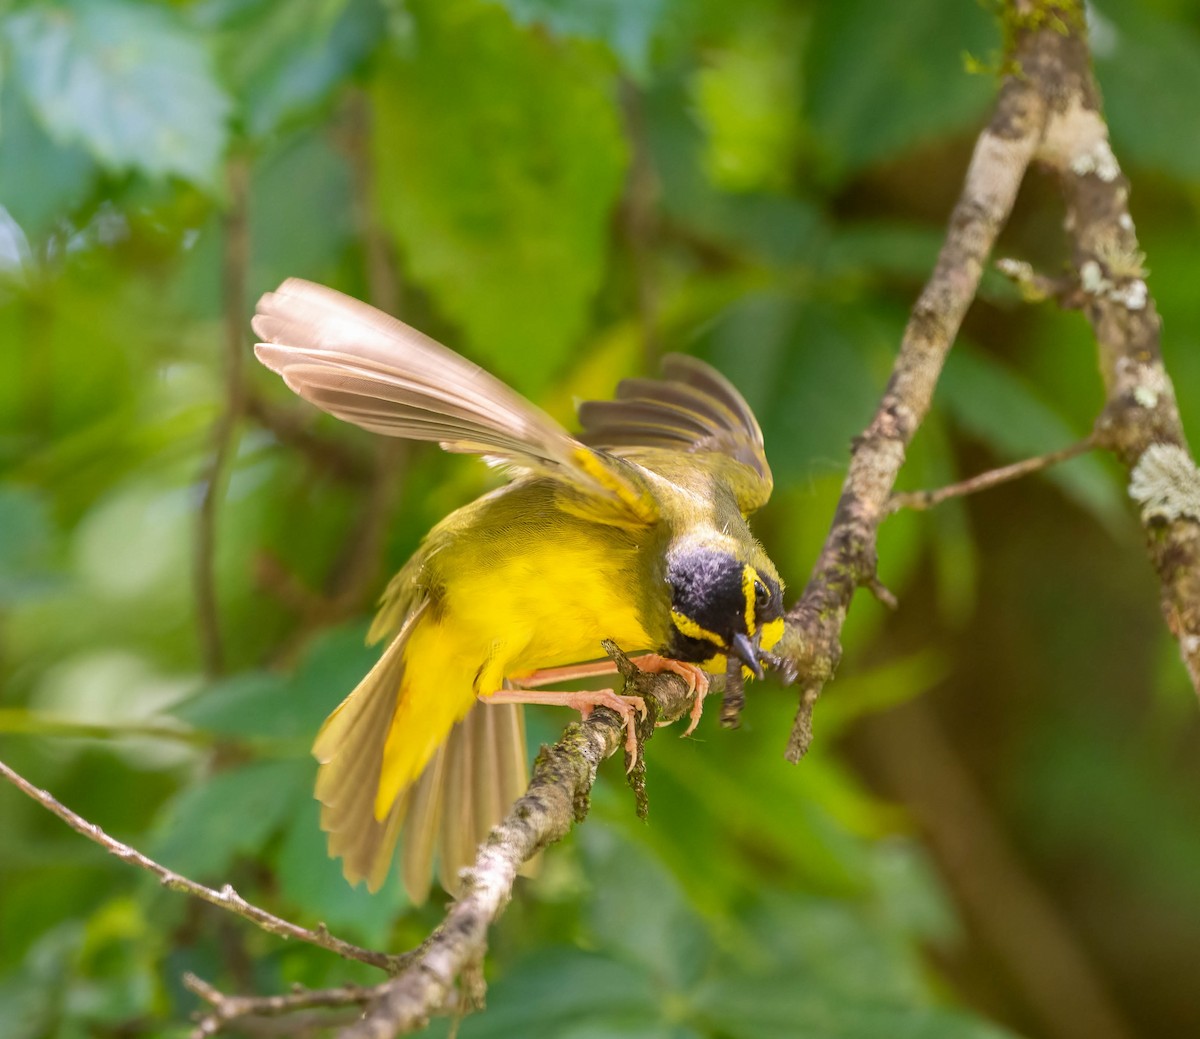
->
[731, 632, 765, 680]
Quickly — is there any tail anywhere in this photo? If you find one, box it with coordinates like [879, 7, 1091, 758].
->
[312, 606, 529, 901]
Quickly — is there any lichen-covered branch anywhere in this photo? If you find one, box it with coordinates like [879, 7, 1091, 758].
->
[1028, 10, 1200, 697]
[1, 653, 696, 1039]
[337, 649, 694, 1039]
[777, 14, 1055, 759]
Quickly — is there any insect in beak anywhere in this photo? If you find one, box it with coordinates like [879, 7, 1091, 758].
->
[731, 632, 765, 680]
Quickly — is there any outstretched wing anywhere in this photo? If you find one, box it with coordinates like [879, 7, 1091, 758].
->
[253, 279, 656, 527]
[578, 354, 773, 514]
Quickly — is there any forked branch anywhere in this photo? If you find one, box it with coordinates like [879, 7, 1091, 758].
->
[0, 650, 697, 1039]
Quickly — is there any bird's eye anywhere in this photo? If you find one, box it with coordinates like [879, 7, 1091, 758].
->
[754, 579, 770, 606]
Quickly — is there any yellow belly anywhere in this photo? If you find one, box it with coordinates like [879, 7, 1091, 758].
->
[446, 539, 654, 690]
[374, 530, 655, 817]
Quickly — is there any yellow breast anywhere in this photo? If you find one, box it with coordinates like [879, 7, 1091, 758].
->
[443, 536, 655, 693]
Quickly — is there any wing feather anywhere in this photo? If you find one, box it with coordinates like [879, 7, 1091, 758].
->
[578, 353, 773, 513]
[254, 279, 655, 525]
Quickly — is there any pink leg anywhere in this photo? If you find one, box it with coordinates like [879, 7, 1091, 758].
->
[512, 655, 711, 738]
[481, 688, 647, 772]
[514, 660, 624, 687]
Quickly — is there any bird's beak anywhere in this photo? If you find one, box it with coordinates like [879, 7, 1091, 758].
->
[731, 632, 765, 680]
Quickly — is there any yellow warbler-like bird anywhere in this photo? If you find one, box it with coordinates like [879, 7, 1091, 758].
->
[253, 279, 785, 902]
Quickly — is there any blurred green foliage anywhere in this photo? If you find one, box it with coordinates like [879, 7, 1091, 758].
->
[2, 1, 1199, 1037]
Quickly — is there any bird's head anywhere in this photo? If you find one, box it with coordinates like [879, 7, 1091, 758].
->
[663, 539, 785, 678]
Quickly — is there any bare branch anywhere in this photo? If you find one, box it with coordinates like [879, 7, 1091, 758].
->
[260, 439, 408, 667]
[777, 18, 1053, 759]
[617, 77, 662, 365]
[195, 157, 251, 677]
[855, 697, 1135, 1039]
[0, 757, 400, 973]
[245, 391, 374, 484]
[995, 256, 1084, 307]
[887, 438, 1096, 513]
[0, 652, 698, 1039]
[339, 655, 697, 1039]
[185, 972, 374, 1038]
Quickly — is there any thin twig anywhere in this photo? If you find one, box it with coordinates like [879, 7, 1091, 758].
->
[995, 257, 1084, 307]
[0, 655, 698, 1039]
[887, 438, 1095, 513]
[185, 972, 374, 1038]
[0, 757, 401, 973]
[245, 392, 374, 484]
[196, 157, 251, 677]
[617, 77, 662, 365]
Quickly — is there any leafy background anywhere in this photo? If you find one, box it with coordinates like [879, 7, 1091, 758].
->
[1, 0, 1199, 1037]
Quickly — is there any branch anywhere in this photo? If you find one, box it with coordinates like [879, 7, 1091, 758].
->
[338, 650, 695, 1039]
[185, 972, 374, 1038]
[854, 698, 1135, 1039]
[887, 438, 1096, 513]
[245, 391, 374, 484]
[1, 654, 696, 1039]
[259, 439, 408, 667]
[0, 758, 400, 973]
[1030, 10, 1200, 697]
[776, 16, 1053, 759]
[195, 157, 251, 677]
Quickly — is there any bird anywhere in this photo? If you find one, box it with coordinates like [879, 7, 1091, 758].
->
[252, 278, 786, 903]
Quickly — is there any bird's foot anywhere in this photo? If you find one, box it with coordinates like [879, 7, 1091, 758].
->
[627, 655, 711, 736]
[482, 688, 647, 772]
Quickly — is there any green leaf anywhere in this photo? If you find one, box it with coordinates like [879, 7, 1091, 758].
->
[816, 652, 951, 738]
[490, 0, 673, 81]
[825, 221, 947, 282]
[0, 71, 94, 239]
[173, 623, 377, 746]
[0, 923, 82, 1039]
[151, 759, 310, 878]
[579, 826, 711, 989]
[4, 0, 231, 188]
[453, 948, 661, 1037]
[692, 15, 803, 194]
[805, 0, 995, 180]
[694, 974, 1016, 1039]
[0, 483, 58, 604]
[697, 295, 886, 486]
[1093, 0, 1200, 180]
[938, 346, 1127, 534]
[200, 0, 383, 139]
[645, 71, 830, 266]
[276, 788, 408, 947]
[370, 0, 628, 391]
[250, 127, 355, 289]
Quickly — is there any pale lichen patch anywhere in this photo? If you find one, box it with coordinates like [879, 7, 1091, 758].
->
[1129, 444, 1200, 522]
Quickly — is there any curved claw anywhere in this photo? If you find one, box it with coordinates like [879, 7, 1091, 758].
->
[629, 655, 711, 737]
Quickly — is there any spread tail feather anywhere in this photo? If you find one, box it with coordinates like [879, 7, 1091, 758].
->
[311, 604, 530, 900]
